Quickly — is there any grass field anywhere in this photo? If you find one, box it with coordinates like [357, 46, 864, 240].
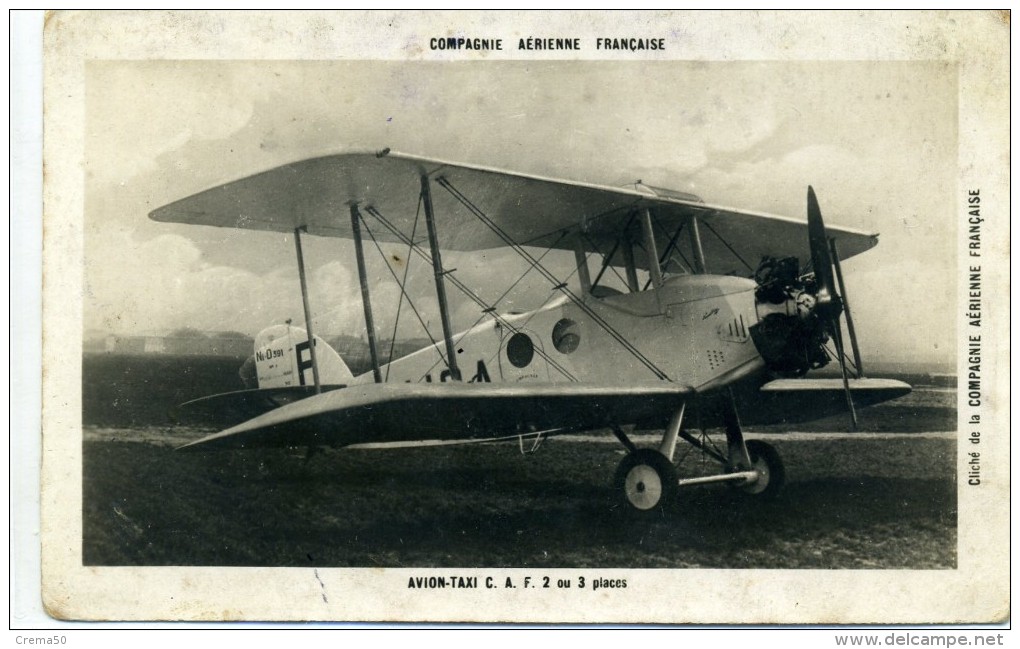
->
[83, 430, 955, 569]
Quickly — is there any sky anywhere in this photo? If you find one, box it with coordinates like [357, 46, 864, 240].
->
[84, 60, 958, 366]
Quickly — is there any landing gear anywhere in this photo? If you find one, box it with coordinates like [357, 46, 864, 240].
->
[614, 449, 677, 512]
[737, 439, 785, 499]
[609, 394, 787, 514]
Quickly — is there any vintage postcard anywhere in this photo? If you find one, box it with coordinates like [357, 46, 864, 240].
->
[36, 10, 1009, 624]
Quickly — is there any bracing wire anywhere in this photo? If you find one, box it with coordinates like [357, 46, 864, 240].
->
[436, 177, 670, 381]
[359, 217, 446, 367]
[699, 217, 755, 274]
[364, 205, 578, 382]
[385, 194, 423, 381]
[413, 231, 575, 382]
[640, 216, 694, 291]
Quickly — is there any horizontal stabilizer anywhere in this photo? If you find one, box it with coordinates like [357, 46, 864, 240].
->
[178, 382, 693, 451]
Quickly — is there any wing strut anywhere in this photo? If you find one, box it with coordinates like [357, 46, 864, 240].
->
[350, 205, 383, 383]
[642, 218, 689, 290]
[573, 239, 592, 295]
[420, 175, 462, 381]
[638, 208, 664, 289]
[687, 215, 707, 274]
[293, 226, 321, 393]
[621, 232, 640, 292]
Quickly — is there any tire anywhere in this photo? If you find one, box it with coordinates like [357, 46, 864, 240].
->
[739, 440, 785, 499]
[613, 449, 678, 513]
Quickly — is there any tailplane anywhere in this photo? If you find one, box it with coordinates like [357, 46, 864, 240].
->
[181, 325, 351, 427]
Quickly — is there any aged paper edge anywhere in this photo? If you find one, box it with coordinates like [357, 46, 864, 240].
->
[36, 10, 1010, 624]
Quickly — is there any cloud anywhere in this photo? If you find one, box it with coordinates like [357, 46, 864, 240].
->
[86, 62, 266, 186]
[86, 61, 958, 368]
[85, 232, 300, 335]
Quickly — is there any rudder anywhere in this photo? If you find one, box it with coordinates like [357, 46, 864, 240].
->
[249, 324, 354, 389]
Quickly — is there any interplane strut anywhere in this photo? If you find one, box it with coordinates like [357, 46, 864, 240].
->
[349, 204, 383, 383]
[293, 226, 322, 393]
[420, 175, 462, 381]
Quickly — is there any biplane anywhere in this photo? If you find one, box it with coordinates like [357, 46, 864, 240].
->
[151, 150, 910, 513]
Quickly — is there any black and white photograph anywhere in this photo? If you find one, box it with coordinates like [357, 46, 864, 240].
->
[31, 10, 1009, 626]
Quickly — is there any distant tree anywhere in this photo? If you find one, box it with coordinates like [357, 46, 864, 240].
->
[168, 327, 207, 339]
[212, 330, 253, 340]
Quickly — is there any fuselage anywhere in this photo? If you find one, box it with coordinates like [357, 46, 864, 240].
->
[356, 274, 766, 390]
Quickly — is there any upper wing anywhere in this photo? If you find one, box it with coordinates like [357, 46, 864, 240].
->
[178, 382, 692, 451]
[149, 151, 878, 276]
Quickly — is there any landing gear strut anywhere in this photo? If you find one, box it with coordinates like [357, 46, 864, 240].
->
[720, 392, 785, 499]
[610, 393, 786, 514]
[737, 439, 785, 498]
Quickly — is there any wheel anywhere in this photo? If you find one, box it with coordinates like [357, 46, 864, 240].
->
[613, 449, 678, 513]
[739, 440, 785, 499]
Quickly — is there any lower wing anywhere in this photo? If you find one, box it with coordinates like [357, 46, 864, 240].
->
[177, 385, 346, 426]
[178, 382, 694, 451]
[737, 377, 912, 426]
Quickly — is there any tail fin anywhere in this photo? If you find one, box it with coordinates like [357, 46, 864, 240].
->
[249, 325, 354, 389]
